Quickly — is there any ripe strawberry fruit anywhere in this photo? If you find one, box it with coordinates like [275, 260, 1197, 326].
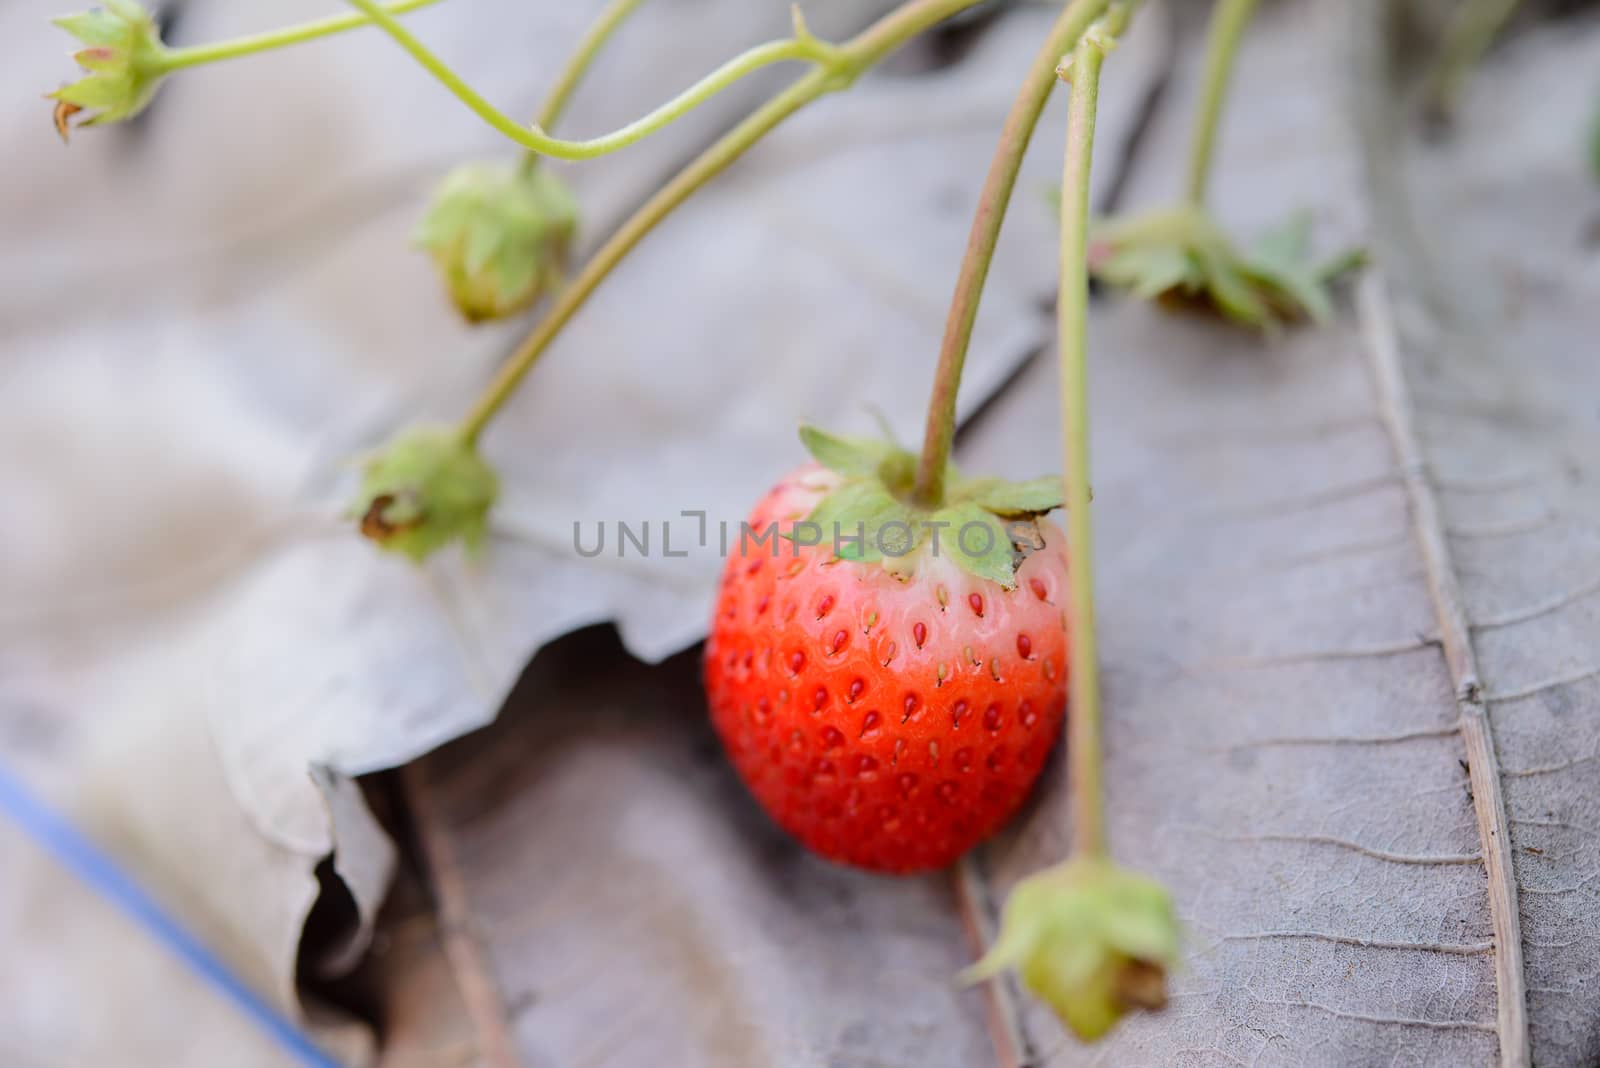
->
[705, 427, 1071, 873]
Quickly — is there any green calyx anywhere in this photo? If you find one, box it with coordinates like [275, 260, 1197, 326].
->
[963, 856, 1181, 1041]
[414, 161, 579, 323]
[794, 424, 1063, 588]
[1089, 205, 1363, 330]
[349, 426, 498, 562]
[48, 0, 170, 137]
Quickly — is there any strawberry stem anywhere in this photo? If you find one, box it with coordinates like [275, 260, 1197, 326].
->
[521, 0, 646, 176]
[1420, 0, 1520, 119]
[156, 0, 445, 71]
[1059, 6, 1133, 859]
[1183, 0, 1259, 207]
[911, 0, 1112, 509]
[347, 0, 851, 162]
[457, 0, 989, 446]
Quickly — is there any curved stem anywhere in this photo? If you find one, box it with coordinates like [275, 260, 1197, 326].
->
[158, 0, 444, 71]
[459, 0, 983, 444]
[910, 0, 1110, 509]
[1421, 0, 1521, 117]
[460, 77, 817, 442]
[346, 0, 847, 162]
[536, 0, 646, 132]
[1183, 0, 1259, 207]
[523, 0, 647, 174]
[1059, 21, 1114, 860]
[528, 0, 646, 175]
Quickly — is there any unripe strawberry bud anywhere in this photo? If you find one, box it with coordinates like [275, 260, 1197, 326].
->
[350, 427, 498, 562]
[48, 0, 169, 138]
[964, 856, 1180, 1041]
[413, 162, 578, 323]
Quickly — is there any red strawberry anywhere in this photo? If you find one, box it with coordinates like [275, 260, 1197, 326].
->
[704, 427, 1070, 873]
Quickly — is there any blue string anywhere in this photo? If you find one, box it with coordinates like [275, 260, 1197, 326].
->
[0, 762, 344, 1068]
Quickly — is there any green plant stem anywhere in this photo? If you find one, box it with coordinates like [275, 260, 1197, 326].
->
[158, 0, 444, 71]
[458, 0, 984, 445]
[1422, 0, 1521, 115]
[346, 0, 848, 162]
[1059, 18, 1116, 859]
[522, 0, 647, 175]
[1591, 91, 1600, 180]
[910, 0, 1110, 509]
[537, 0, 645, 132]
[1183, 0, 1259, 207]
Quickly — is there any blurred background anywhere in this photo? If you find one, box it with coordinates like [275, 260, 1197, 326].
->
[2, 0, 1598, 1065]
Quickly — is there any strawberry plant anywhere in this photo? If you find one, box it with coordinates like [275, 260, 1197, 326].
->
[43, 0, 1354, 1046]
[699, 0, 1182, 1039]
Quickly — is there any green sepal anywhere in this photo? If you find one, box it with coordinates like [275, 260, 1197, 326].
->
[930, 502, 1015, 587]
[348, 426, 499, 563]
[52, 11, 128, 46]
[793, 425, 1064, 587]
[798, 424, 905, 480]
[53, 73, 131, 109]
[1195, 242, 1272, 326]
[792, 479, 913, 563]
[963, 856, 1181, 1042]
[47, 0, 168, 135]
[1116, 244, 1197, 300]
[949, 475, 1065, 519]
[1234, 211, 1365, 326]
[1088, 204, 1362, 331]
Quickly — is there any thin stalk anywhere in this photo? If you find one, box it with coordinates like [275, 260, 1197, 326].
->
[1183, 0, 1259, 207]
[459, 0, 984, 444]
[537, 0, 645, 131]
[158, 0, 444, 71]
[523, 0, 648, 175]
[1059, 21, 1113, 858]
[1422, 0, 1521, 116]
[910, 0, 1110, 509]
[346, 0, 846, 162]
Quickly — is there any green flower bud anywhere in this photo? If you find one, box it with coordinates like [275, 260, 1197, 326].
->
[963, 857, 1180, 1041]
[350, 427, 498, 562]
[48, 0, 169, 138]
[414, 162, 578, 323]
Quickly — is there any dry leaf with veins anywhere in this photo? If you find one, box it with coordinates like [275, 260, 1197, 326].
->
[0, 0, 1148, 1060]
[2, 0, 1597, 1066]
